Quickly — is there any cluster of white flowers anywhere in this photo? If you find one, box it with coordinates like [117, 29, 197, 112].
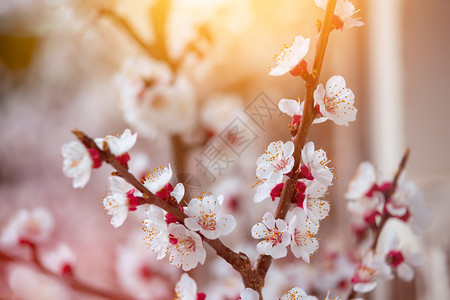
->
[114, 57, 197, 138]
[345, 162, 430, 294]
[252, 138, 333, 262]
[62, 129, 137, 189]
[346, 161, 431, 237]
[138, 163, 236, 271]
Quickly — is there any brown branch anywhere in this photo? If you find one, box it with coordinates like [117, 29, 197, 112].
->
[292, 0, 338, 167]
[171, 134, 188, 186]
[100, 1, 178, 71]
[348, 148, 410, 299]
[255, 0, 338, 287]
[0, 248, 132, 300]
[73, 130, 261, 290]
[99, 9, 153, 54]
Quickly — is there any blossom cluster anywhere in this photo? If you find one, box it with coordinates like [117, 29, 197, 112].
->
[252, 139, 333, 261]
[343, 161, 431, 294]
[62, 129, 237, 272]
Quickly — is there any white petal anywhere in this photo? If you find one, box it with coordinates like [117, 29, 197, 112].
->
[269, 64, 292, 76]
[354, 282, 377, 293]
[326, 75, 347, 99]
[301, 141, 315, 164]
[184, 217, 202, 232]
[275, 219, 288, 232]
[240, 288, 259, 300]
[110, 207, 128, 228]
[283, 141, 295, 158]
[217, 194, 224, 206]
[271, 244, 287, 259]
[313, 84, 326, 106]
[291, 36, 310, 60]
[187, 198, 202, 216]
[257, 240, 273, 255]
[278, 99, 300, 117]
[171, 183, 185, 203]
[261, 212, 275, 229]
[107, 129, 138, 155]
[397, 263, 414, 281]
[251, 223, 268, 239]
[218, 215, 236, 236]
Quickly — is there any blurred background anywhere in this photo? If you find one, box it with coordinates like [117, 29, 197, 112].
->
[0, 0, 449, 299]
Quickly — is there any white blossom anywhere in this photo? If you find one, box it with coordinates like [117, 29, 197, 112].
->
[253, 180, 280, 203]
[269, 35, 310, 76]
[303, 180, 330, 224]
[142, 164, 184, 202]
[256, 141, 295, 182]
[116, 58, 197, 138]
[278, 98, 327, 124]
[383, 231, 422, 282]
[346, 192, 383, 227]
[174, 273, 200, 300]
[142, 206, 170, 260]
[352, 252, 392, 293]
[167, 223, 206, 271]
[315, 0, 364, 29]
[0, 208, 54, 247]
[387, 181, 432, 234]
[240, 288, 259, 300]
[301, 141, 333, 186]
[345, 162, 377, 200]
[42, 244, 76, 276]
[61, 140, 92, 189]
[280, 287, 318, 300]
[103, 176, 141, 228]
[251, 212, 290, 259]
[185, 194, 236, 239]
[287, 207, 319, 263]
[314, 75, 357, 126]
[94, 129, 137, 156]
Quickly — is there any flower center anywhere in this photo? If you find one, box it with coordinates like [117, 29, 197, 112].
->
[274, 157, 288, 171]
[199, 215, 217, 231]
[352, 265, 376, 283]
[268, 228, 283, 245]
[270, 183, 284, 201]
[300, 165, 314, 180]
[180, 236, 196, 253]
[386, 250, 405, 268]
[324, 97, 338, 113]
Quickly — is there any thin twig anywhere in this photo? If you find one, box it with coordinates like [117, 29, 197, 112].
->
[100, 9, 153, 54]
[0, 248, 132, 300]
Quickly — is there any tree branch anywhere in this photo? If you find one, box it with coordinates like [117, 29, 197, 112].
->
[0, 247, 133, 300]
[99, 9, 153, 54]
[73, 130, 261, 291]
